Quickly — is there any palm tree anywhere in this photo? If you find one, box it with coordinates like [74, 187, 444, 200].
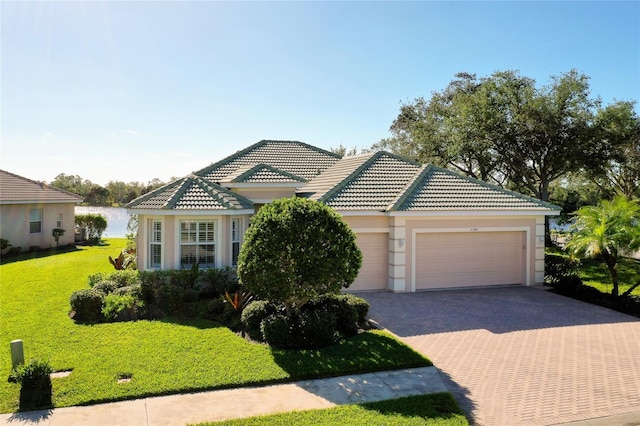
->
[566, 197, 640, 297]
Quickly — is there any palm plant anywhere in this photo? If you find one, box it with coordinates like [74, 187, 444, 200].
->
[566, 197, 640, 297]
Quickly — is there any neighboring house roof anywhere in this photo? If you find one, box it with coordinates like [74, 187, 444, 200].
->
[195, 140, 341, 182]
[126, 175, 254, 210]
[0, 170, 83, 204]
[389, 165, 560, 212]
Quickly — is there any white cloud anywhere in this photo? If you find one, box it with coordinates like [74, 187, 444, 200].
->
[125, 130, 139, 136]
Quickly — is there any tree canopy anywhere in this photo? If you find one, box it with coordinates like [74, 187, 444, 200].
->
[376, 70, 632, 204]
[237, 197, 362, 314]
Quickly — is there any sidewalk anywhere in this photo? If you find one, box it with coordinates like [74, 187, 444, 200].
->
[0, 367, 447, 426]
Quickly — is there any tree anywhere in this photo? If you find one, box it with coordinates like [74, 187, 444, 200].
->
[588, 101, 640, 200]
[237, 197, 362, 316]
[329, 145, 368, 157]
[377, 70, 605, 201]
[50, 174, 92, 198]
[75, 213, 108, 243]
[566, 197, 640, 297]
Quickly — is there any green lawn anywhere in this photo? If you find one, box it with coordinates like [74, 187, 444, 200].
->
[579, 256, 640, 296]
[194, 393, 468, 426]
[0, 239, 432, 413]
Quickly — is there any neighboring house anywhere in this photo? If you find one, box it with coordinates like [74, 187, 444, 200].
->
[0, 170, 83, 252]
[126, 140, 560, 292]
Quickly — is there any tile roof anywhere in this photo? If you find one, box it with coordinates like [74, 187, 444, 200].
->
[126, 175, 253, 210]
[195, 140, 340, 182]
[0, 170, 83, 204]
[304, 152, 422, 211]
[390, 165, 559, 212]
[221, 164, 307, 184]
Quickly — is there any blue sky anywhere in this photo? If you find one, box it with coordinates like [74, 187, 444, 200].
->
[2, 1, 638, 186]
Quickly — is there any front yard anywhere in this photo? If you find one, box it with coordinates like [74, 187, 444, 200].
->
[0, 239, 431, 413]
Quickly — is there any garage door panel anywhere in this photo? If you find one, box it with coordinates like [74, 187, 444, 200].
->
[349, 233, 388, 291]
[416, 232, 524, 289]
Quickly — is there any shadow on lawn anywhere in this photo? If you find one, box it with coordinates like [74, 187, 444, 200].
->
[0, 245, 82, 265]
[361, 392, 472, 425]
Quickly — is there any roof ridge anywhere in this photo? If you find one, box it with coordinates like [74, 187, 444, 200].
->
[316, 152, 380, 203]
[387, 164, 433, 211]
[197, 178, 255, 209]
[125, 177, 184, 208]
[226, 163, 307, 183]
[165, 176, 196, 209]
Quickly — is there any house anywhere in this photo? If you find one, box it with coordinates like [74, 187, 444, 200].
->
[0, 170, 83, 252]
[126, 140, 560, 292]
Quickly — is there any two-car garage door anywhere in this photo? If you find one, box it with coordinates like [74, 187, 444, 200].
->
[415, 231, 525, 290]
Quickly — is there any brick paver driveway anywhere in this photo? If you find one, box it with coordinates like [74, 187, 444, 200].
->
[361, 287, 640, 426]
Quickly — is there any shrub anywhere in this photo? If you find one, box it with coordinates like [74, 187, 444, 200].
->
[298, 309, 338, 348]
[8, 359, 53, 411]
[194, 267, 239, 298]
[93, 280, 118, 295]
[89, 270, 140, 289]
[0, 238, 10, 251]
[75, 213, 107, 243]
[261, 314, 294, 349]
[112, 284, 143, 299]
[238, 197, 362, 314]
[618, 295, 640, 317]
[241, 301, 278, 341]
[544, 253, 580, 286]
[552, 275, 584, 296]
[341, 294, 370, 323]
[305, 295, 358, 337]
[204, 297, 226, 322]
[69, 289, 104, 323]
[102, 293, 141, 322]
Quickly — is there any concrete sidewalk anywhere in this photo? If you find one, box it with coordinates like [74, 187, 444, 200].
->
[0, 367, 447, 426]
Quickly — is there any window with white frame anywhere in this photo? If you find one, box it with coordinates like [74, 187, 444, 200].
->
[149, 220, 162, 269]
[56, 213, 63, 228]
[180, 220, 215, 269]
[231, 218, 243, 266]
[29, 209, 42, 234]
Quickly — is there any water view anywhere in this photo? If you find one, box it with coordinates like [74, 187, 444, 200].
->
[75, 206, 130, 238]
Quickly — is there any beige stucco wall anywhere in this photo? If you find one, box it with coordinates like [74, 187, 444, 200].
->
[0, 203, 77, 251]
[342, 215, 389, 230]
[232, 188, 296, 203]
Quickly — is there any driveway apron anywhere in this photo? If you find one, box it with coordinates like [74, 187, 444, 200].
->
[361, 287, 640, 426]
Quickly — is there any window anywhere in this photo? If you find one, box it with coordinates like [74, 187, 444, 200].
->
[231, 218, 243, 266]
[29, 209, 42, 234]
[56, 213, 63, 228]
[180, 220, 215, 268]
[149, 220, 162, 269]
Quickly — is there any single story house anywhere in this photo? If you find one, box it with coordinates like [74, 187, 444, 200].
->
[0, 170, 83, 252]
[126, 140, 560, 292]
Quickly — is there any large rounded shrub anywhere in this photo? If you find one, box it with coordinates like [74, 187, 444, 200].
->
[241, 300, 278, 341]
[237, 197, 362, 313]
[69, 289, 104, 323]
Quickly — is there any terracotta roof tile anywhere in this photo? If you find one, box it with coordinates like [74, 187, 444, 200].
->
[0, 170, 83, 204]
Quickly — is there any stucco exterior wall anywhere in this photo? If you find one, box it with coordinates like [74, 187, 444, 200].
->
[232, 188, 296, 203]
[0, 203, 77, 251]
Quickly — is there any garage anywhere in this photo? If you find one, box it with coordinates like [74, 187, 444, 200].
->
[349, 233, 389, 291]
[415, 231, 525, 290]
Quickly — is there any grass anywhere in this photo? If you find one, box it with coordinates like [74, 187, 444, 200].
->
[194, 393, 468, 426]
[578, 256, 640, 296]
[0, 239, 432, 413]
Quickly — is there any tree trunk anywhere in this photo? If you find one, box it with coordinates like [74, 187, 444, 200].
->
[602, 251, 619, 297]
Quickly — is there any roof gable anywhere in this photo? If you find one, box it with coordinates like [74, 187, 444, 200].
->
[126, 175, 254, 210]
[221, 164, 307, 184]
[390, 165, 560, 212]
[306, 152, 421, 211]
[195, 140, 340, 182]
[0, 170, 83, 204]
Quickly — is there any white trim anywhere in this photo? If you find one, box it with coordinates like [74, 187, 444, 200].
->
[0, 200, 82, 205]
[127, 209, 254, 216]
[247, 199, 274, 204]
[352, 228, 389, 233]
[338, 211, 387, 217]
[148, 217, 164, 270]
[391, 210, 559, 217]
[410, 227, 531, 292]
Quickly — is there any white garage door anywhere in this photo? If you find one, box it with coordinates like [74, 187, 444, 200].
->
[416, 231, 524, 290]
[349, 233, 388, 291]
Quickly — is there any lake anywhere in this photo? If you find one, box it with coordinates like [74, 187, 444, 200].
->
[75, 206, 131, 238]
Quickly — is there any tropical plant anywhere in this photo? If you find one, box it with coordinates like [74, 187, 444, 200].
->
[237, 197, 362, 317]
[108, 249, 136, 270]
[566, 197, 640, 297]
[8, 359, 53, 410]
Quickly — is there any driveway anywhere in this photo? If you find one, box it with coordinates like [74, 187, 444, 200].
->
[361, 287, 640, 426]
